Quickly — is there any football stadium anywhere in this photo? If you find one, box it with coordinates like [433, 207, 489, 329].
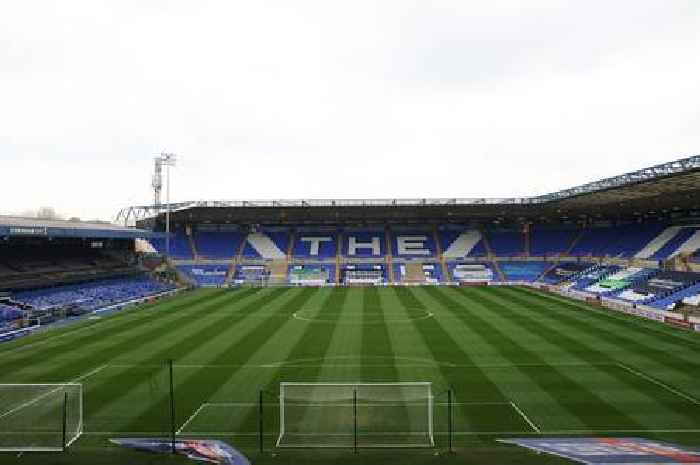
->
[0, 155, 699, 464]
[4, 2, 700, 464]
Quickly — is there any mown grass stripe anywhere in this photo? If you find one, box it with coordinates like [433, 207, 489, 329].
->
[393, 287, 508, 436]
[124, 287, 319, 432]
[461, 286, 700, 427]
[277, 288, 349, 380]
[28, 290, 252, 429]
[516, 286, 700, 349]
[84, 287, 290, 428]
[0, 289, 228, 370]
[422, 286, 644, 431]
[360, 287, 412, 442]
[506, 286, 700, 373]
[0, 289, 210, 356]
[233, 288, 350, 444]
[10, 288, 261, 384]
[361, 287, 399, 381]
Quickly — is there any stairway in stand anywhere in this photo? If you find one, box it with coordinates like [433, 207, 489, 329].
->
[267, 260, 288, 285]
[524, 226, 530, 257]
[386, 227, 394, 284]
[225, 237, 248, 284]
[335, 232, 342, 285]
[187, 227, 199, 261]
[404, 262, 426, 284]
[433, 226, 449, 282]
[481, 230, 506, 281]
[564, 228, 587, 256]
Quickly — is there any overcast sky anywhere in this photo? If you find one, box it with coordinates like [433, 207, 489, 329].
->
[1, 1, 699, 221]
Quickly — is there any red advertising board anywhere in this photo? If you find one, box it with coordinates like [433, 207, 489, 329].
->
[664, 316, 692, 330]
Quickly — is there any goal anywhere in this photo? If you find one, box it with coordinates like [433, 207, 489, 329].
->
[0, 384, 83, 451]
[277, 382, 433, 448]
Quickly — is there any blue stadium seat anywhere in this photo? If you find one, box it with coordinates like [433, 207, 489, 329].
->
[499, 261, 550, 282]
[488, 232, 525, 256]
[13, 276, 175, 311]
[194, 231, 243, 259]
[530, 229, 578, 256]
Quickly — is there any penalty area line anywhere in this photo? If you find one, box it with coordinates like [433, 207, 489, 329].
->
[509, 401, 540, 433]
[0, 364, 107, 421]
[176, 403, 210, 435]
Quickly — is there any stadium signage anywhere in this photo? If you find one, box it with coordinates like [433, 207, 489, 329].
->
[610, 305, 665, 322]
[297, 235, 432, 256]
[191, 268, 226, 276]
[111, 438, 250, 465]
[665, 316, 692, 329]
[629, 307, 665, 322]
[500, 437, 700, 464]
[695, 323, 700, 332]
[8, 226, 47, 236]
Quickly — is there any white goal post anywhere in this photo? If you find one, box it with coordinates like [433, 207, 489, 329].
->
[277, 382, 433, 448]
[0, 383, 83, 451]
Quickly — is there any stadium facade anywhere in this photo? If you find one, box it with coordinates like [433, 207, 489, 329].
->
[1, 156, 699, 337]
[122, 157, 699, 306]
[1, 156, 700, 461]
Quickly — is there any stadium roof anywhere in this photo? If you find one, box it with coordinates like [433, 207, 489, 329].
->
[0, 216, 153, 239]
[122, 155, 700, 226]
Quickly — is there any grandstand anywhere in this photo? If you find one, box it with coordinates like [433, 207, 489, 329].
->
[0, 217, 177, 338]
[118, 157, 700, 317]
[2, 156, 700, 465]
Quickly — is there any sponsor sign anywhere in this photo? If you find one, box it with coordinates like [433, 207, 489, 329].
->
[607, 305, 665, 322]
[695, 323, 700, 333]
[191, 268, 227, 276]
[0, 326, 37, 343]
[629, 307, 665, 322]
[9, 226, 47, 236]
[501, 437, 700, 464]
[111, 438, 250, 465]
[665, 316, 692, 329]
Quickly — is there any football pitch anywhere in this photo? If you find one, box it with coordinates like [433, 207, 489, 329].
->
[1, 285, 700, 464]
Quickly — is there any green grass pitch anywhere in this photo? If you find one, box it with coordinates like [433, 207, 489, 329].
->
[1, 285, 700, 464]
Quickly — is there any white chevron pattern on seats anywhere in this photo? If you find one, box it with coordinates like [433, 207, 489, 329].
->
[670, 228, 700, 258]
[246, 232, 286, 259]
[443, 230, 482, 258]
[634, 226, 681, 259]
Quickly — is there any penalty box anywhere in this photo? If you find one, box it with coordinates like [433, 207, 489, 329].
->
[174, 384, 539, 447]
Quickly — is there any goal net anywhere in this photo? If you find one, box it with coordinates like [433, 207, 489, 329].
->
[0, 384, 83, 451]
[277, 382, 433, 448]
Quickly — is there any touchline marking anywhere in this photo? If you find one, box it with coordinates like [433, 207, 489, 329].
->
[616, 362, 700, 406]
[509, 401, 540, 433]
